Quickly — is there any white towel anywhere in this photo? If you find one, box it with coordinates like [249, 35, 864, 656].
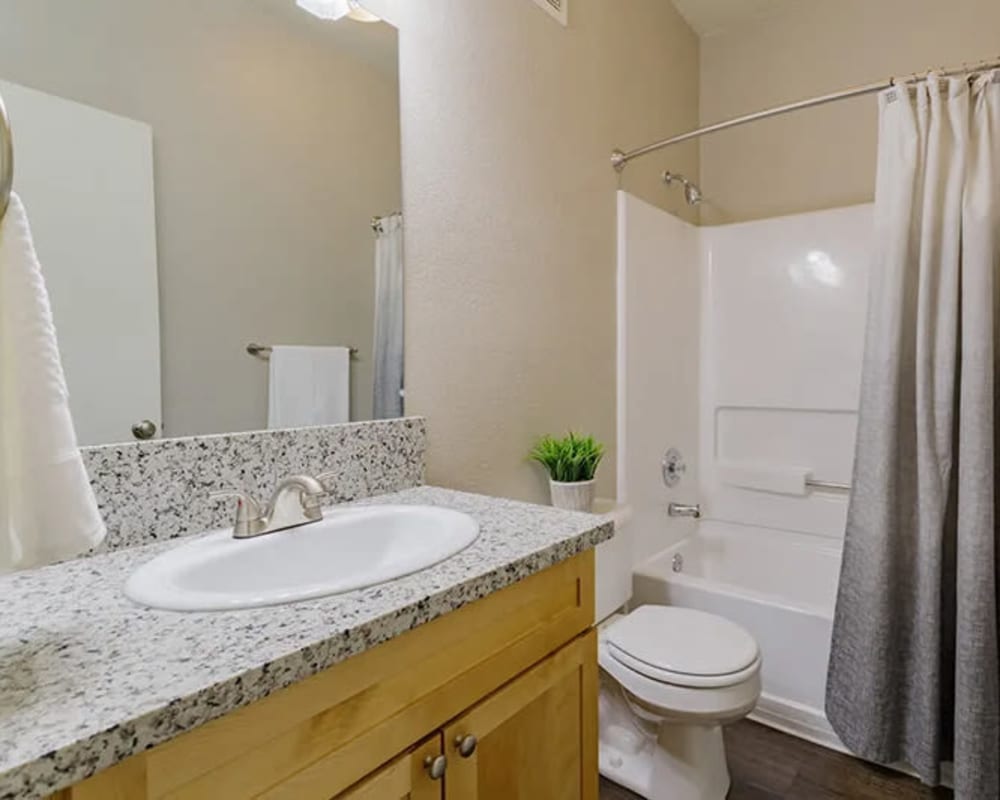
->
[267, 345, 350, 429]
[0, 193, 106, 572]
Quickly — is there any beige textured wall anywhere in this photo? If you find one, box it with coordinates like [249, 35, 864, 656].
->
[698, 0, 1000, 225]
[0, 0, 401, 435]
[397, 1, 699, 502]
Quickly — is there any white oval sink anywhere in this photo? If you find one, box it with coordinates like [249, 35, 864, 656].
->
[125, 505, 479, 612]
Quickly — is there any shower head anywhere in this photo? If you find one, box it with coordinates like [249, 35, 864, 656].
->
[662, 171, 702, 206]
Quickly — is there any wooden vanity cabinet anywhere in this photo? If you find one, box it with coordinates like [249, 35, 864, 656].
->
[338, 736, 443, 800]
[341, 630, 595, 800]
[442, 631, 595, 800]
[53, 551, 598, 800]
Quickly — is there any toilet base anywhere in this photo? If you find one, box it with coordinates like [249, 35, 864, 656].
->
[652, 722, 730, 800]
[599, 679, 732, 800]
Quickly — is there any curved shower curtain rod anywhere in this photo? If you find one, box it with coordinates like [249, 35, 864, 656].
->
[611, 55, 1000, 172]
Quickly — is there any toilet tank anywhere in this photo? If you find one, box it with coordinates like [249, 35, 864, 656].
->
[592, 501, 633, 623]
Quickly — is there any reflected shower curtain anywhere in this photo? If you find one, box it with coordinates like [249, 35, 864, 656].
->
[827, 73, 1000, 799]
[372, 212, 404, 419]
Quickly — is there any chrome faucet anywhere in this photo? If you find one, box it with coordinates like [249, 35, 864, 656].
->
[667, 502, 701, 519]
[211, 473, 331, 539]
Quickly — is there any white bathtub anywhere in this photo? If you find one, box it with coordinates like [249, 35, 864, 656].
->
[632, 519, 846, 750]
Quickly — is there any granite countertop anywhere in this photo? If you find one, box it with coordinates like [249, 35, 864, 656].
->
[0, 486, 614, 800]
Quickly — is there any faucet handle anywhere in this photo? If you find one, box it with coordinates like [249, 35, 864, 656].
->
[314, 471, 337, 490]
[210, 490, 266, 537]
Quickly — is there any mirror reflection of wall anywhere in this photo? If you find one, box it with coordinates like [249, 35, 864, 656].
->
[0, 0, 402, 445]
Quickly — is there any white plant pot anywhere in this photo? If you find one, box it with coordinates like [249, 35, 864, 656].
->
[548, 479, 596, 513]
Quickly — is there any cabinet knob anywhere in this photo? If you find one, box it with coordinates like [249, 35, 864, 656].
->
[454, 734, 478, 758]
[423, 754, 447, 780]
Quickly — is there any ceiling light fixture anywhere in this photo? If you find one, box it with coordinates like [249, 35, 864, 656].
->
[296, 0, 380, 23]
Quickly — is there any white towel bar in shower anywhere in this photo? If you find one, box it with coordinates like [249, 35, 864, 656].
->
[719, 461, 851, 494]
[805, 478, 851, 492]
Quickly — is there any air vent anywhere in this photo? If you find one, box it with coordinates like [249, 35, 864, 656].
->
[531, 0, 567, 26]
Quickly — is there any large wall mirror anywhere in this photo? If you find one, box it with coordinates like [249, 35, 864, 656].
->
[0, 0, 402, 446]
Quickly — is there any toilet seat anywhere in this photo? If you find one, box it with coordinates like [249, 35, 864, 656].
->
[607, 643, 760, 689]
[599, 639, 761, 723]
[604, 605, 759, 689]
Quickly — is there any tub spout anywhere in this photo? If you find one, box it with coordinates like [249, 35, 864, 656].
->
[668, 502, 701, 519]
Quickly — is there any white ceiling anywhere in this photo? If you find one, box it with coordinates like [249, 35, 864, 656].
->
[670, 0, 798, 37]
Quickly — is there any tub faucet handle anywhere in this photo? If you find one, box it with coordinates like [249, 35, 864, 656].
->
[662, 448, 687, 487]
[668, 502, 701, 519]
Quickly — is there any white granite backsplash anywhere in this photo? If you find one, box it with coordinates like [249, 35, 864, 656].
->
[80, 417, 426, 553]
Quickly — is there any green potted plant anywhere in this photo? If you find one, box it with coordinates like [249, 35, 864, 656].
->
[529, 432, 605, 512]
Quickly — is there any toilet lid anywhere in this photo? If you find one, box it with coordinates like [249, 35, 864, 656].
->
[605, 605, 759, 681]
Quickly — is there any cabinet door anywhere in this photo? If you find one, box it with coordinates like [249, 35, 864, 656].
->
[338, 736, 444, 800]
[443, 630, 598, 800]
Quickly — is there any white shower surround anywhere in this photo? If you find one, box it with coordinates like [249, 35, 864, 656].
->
[699, 203, 872, 539]
[616, 191, 873, 748]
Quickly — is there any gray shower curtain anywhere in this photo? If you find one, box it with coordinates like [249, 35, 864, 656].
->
[826, 73, 1000, 799]
[372, 212, 404, 419]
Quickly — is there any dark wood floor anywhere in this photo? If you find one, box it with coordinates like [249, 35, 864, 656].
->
[599, 721, 953, 800]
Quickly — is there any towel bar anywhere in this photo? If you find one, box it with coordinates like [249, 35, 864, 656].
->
[371, 211, 401, 233]
[0, 91, 12, 222]
[805, 478, 851, 492]
[247, 342, 358, 359]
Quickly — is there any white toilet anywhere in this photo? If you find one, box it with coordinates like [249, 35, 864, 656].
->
[597, 605, 762, 800]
